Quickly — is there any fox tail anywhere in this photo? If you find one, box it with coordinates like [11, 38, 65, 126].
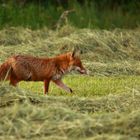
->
[0, 62, 12, 81]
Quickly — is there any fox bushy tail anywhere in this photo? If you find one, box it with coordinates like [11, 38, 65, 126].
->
[0, 62, 12, 81]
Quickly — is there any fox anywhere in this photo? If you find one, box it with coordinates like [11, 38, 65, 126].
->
[0, 49, 87, 94]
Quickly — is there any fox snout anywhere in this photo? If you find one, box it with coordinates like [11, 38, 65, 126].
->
[75, 66, 88, 75]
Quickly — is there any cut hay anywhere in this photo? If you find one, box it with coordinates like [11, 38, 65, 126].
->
[0, 26, 140, 76]
[0, 26, 140, 140]
[0, 85, 140, 140]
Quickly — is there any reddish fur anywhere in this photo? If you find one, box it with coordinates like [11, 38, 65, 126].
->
[0, 51, 87, 94]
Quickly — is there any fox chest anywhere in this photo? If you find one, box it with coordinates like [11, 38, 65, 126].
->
[51, 71, 64, 80]
[51, 67, 72, 80]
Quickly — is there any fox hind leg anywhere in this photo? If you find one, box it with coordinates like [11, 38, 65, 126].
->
[10, 77, 19, 86]
[44, 79, 51, 94]
[9, 72, 19, 86]
[10, 78, 19, 86]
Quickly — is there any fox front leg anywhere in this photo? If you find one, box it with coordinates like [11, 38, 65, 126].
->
[52, 79, 73, 93]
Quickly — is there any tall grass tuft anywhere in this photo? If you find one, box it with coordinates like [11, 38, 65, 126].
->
[0, 3, 63, 29]
[0, 1, 139, 29]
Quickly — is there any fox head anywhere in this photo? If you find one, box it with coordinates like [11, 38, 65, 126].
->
[69, 49, 87, 74]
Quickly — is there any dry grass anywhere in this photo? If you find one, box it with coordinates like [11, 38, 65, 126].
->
[0, 26, 140, 75]
[0, 85, 140, 140]
[0, 26, 140, 140]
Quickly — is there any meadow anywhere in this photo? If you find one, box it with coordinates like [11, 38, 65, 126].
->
[0, 26, 140, 140]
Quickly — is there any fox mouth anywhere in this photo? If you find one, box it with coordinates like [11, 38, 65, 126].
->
[72, 66, 87, 74]
[78, 69, 87, 74]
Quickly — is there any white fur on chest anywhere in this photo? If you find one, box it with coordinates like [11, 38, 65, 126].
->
[51, 67, 72, 80]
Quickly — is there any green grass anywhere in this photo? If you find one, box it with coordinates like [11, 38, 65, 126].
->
[0, 1, 139, 29]
[18, 75, 140, 97]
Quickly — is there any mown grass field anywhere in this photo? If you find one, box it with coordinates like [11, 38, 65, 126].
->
[0, 27, 140, 140]
[19, 75, 140, 97]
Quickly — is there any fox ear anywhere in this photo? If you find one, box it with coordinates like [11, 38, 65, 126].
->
[72, 48, 81, 58]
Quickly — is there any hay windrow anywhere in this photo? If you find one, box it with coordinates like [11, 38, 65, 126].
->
[0, 85, 140, 139]
[0, 27, 140, 76]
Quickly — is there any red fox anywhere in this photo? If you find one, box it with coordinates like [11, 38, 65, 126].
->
[0, 49, 87, 94]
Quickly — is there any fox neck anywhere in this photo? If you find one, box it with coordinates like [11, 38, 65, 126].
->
[51, 54, 72, 80]
[55, 53, 71, 72]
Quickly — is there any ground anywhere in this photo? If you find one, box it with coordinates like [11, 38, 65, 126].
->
[0, 26, 140, 140]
